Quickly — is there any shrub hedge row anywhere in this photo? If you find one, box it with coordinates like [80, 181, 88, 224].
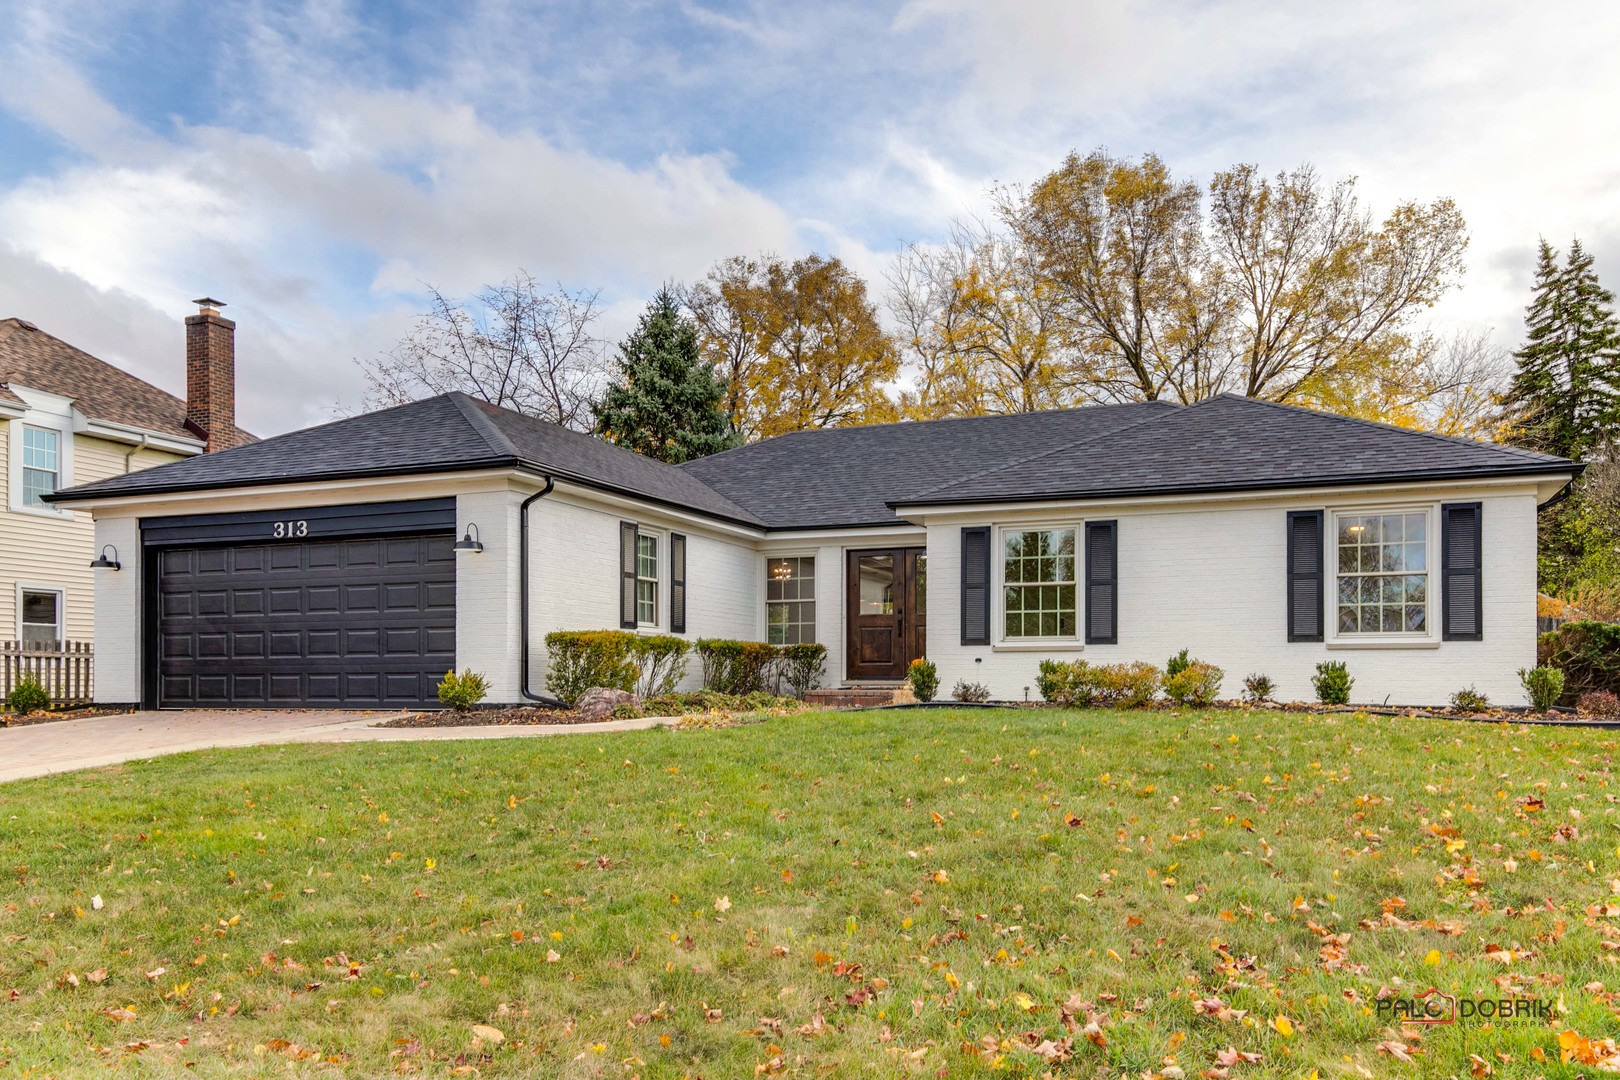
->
[1538, 620, 1620, 705]
[543, 630, 826, 705]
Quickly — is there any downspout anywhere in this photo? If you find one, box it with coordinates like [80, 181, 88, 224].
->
[519, 475, 566, 704]
[122, 433, 150, 473]
[1538, 479, 1575, 512]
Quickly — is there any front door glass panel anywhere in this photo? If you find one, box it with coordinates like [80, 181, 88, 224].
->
[858, 555, 895, 615]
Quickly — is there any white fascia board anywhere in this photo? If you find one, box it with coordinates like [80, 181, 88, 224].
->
[758, 525, 927, 548]
[52, 468, 525, 516]
[70, 412, 205, 455]
[545, 479, 766, 542]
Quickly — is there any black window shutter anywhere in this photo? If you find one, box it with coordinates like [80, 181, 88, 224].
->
[1084, 520, 1118, 644]
[1286, 510, 1324, 642]
[669, 532, 687, 635]
[1442, 502, 1483, 641]
[619, 521, 638, 629]
[960, 526, 991, 645]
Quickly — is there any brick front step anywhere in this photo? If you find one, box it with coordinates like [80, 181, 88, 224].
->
[805, 685, 914, 709]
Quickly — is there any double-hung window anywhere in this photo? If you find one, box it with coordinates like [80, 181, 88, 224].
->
[1334, 510, 1431, 636]
[766, 557, 816, 644]
[636, 533, 659, 625]
[1002, 527, 1077, 639]
[21, 426, 59, 509]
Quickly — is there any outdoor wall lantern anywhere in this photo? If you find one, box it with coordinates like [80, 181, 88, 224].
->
[89, 545, 122, 570]
[453, 524, 485, 554]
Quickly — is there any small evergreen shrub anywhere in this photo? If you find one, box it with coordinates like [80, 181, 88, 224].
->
[436, 668, 489, 711]
[951, 679, 990, 703]
[7, 674, 50, 715]
[1035, 660, 1160, 708]
[1163, 661, 1224, 706]
[1519, 665, 1565, 712]
[629, 635, 690, 698]
[780, 643, 827, 698]
[545, 630, 638, 704]
[1241, 673, 1274, 704]
[1450, 686, 1490, 712]
[1312, 661, 1354, 706]
[1577, 689, 1620, 719]
[907, 658, 939, 702]
[1036, 659, 1078, 705]
[695, 639, 781, 695]
[1165, 649, 1191, 678]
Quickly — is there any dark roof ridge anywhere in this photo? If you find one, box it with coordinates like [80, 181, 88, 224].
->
[681, 398, 1176, 470]
[446, 391, 520, 460]
[1209, 392, 1569, 465]
[895, 396, 1188, 505]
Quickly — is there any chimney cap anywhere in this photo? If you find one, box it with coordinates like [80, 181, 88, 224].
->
[192, 297, 227, 312]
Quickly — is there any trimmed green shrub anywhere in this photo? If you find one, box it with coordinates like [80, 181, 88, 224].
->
[7, 674, 50, 715]
[1450, 686, 1489, 712]
[1241, 673, 1274, 704]
[951, 679, 990, 703]
[1165, 649, 1191, 678]
[1164, 661, 1223, 706]
[1036, 659, 1160, 708]
[436, 668, 489, 711]
[1537, 620, 1620, 704]
[780, 643, 827, 698]
[1519, 665, 1565, 712]
[1577, 689, 1620, 719]
[545, 630, 638, 704]
[1312, 661, 1353, 706]
[695, 639, 780, 695]
[630, 635, 689, 698]
[907, 658, 939, 702]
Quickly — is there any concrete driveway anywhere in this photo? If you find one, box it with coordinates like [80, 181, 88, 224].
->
[0, 710, 666, 784]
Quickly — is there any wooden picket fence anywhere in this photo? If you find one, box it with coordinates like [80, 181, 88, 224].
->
[1, 641, 94, 707]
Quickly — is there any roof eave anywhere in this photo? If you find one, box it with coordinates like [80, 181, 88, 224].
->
[886, 463, 1584, 512]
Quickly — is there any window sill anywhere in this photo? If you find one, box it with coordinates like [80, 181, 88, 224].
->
[9, 504, 73, 521]
[992, 641, 1085, 653]
[1325, 638, 1441, 650]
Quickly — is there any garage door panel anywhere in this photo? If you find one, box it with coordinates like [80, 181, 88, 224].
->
[157, 531, 455, 709]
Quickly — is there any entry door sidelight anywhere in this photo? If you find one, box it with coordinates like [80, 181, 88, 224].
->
[846, 548, 925, 680]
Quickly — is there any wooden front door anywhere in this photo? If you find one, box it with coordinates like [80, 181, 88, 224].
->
[846, 548, 927, 680]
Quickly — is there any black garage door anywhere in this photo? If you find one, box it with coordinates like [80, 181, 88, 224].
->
[145, 500, 456, 709]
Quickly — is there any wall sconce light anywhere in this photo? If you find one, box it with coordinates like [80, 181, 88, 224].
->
[453, 524, 485, 553]
[90, 544, 121, 570]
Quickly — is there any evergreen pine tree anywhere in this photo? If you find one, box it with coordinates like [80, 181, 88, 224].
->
[593, 288, 737, 463]
[1501, 238, 1620, 459]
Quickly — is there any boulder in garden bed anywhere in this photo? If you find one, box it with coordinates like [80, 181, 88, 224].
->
[574, 687, 639, 721]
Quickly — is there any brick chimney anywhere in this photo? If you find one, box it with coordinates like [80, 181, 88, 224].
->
[185, 297, 236, 452]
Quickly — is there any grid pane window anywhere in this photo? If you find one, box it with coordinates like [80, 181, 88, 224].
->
[1003, 528, 1076, 639]
[1335, 512, 1429, 634]
[21, 426, 59, 508]
[636, 533, 658, 625]
[21, 589, 61, 648]
[766, 557, 816, 645]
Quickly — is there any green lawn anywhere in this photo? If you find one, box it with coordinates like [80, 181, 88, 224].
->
[2, 708, 1618, 1077]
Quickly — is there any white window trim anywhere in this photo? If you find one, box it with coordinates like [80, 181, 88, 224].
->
[764, 553, 818, 646]
[994, 521, 1084, 647]
[635, 527, 663, 629]
[17, 583, 65, 648]
[1324, 503, 1442, 649]
[8, 412, 75, 519]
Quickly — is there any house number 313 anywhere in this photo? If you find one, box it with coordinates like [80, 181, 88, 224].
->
[272, 520, 309, 538]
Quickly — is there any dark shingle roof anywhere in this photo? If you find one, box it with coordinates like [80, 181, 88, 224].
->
[678, 401, 1177, 529]
[891, 394, 1575, 508]
[50, 392, 766, 527]
[51, 390, 1578, 530]
[0, 317, 250, 445]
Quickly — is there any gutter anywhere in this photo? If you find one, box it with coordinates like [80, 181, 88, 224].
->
[518, 475, 566, 705]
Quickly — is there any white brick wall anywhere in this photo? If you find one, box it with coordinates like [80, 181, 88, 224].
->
[455, 489, 522, 701]
[91, 515, 141, 703]
[923, 488, 1541, 707]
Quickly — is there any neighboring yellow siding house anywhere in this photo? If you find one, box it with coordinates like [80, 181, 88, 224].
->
[0, 423, 182, 643]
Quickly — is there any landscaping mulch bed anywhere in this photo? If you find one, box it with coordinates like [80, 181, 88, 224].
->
[1, 706, 130, 729]
[377, 706, 598, 728]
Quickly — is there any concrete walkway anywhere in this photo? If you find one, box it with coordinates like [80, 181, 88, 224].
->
[0, 710, 668, 784]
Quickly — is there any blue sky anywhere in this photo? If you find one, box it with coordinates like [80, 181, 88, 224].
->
[2, 0, 1618, 434]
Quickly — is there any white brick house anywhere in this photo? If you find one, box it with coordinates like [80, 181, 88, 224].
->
[49, 392, 1578, 709]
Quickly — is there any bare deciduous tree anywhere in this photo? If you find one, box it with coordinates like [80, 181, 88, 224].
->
[357, 271, 605, 428]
